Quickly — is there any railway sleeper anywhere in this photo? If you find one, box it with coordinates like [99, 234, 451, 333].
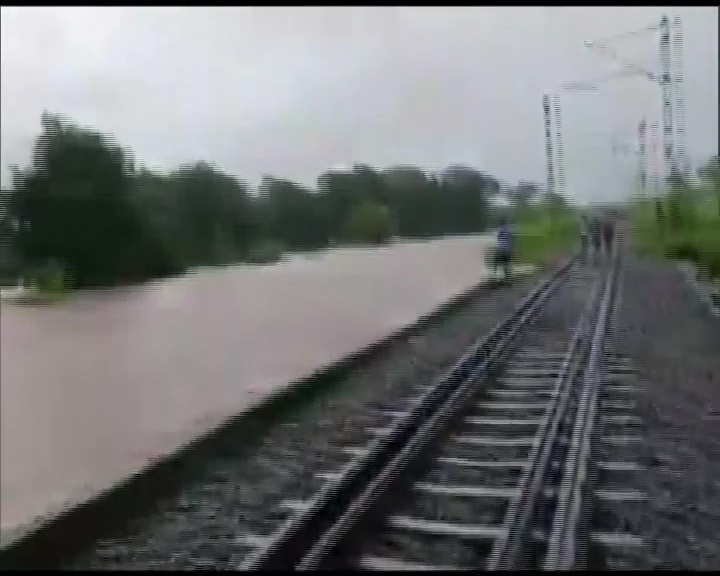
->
[502, 369, 564, 378]
[477, 401, 548, 410]
[602, 400, 636, 410]
[369, 515, 642, 548]
[336, 450, 645, 475]
[357, 554, 464, 571]
[497, 377, 558, 388]
[355, 542, 644, 572]
[280, 482, 646, 507]
[487, 388, 557, 398]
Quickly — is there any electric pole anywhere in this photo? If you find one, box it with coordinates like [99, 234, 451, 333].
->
[659, 15, 678, 184]
[638, 118, 647, 195]
[584, 14, 688, 188]
[552, 95, 567, 199]
[650, 120, 661, 195]
[542, 94, 556, 196]
[671, 15, 687, 176]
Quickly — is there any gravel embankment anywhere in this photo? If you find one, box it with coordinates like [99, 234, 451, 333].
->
[68, 272, 549, 569]
[613, 256, 720, 570]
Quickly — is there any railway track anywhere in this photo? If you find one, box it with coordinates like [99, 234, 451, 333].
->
[230, 246, 646, 571]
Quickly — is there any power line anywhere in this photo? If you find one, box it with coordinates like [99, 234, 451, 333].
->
[584, 14, 688, 186]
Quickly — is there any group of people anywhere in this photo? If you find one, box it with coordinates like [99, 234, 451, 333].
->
[579, 213, 616, 261]
[489, 212, 617, 281]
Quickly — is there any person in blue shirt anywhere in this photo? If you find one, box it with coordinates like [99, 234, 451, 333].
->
[494, 216, 514, 281]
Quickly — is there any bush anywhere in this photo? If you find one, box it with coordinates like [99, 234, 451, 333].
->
[663, 236, 699, 262]
[512, 209, 578, 266]
[629, 188, 720, 280]
[19, 259, 70, 301]
[245, 239, 284, 265]
[341, 201, 395, 245]
[696, 225, 720, 278]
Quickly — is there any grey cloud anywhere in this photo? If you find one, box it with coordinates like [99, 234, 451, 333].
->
[1, 7, 717, 202]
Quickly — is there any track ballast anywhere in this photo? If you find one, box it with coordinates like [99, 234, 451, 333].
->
[232, 246, 645, 571]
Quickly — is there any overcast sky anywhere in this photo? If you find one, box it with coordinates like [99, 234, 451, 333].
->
[1, 7, 717, 202]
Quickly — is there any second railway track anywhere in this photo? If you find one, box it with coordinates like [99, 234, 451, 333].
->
[236, 246, 646, 571]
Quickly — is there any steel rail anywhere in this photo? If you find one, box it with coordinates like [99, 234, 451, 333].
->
[544, 251, 621, 570]
[295, 259, 579, 571]
[486, 269, 608, 569]
[238, 257, 578, 570]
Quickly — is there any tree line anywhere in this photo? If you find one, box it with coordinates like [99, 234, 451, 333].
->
[0, 111, 554, 289]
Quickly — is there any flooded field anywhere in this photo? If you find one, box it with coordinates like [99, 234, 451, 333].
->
[0, 234, 498, 543]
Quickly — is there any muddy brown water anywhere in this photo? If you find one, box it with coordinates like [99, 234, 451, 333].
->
[0, 235, 504, 544]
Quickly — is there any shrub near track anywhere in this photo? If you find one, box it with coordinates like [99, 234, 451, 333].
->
[630, 178, 720, 283]
[512, 204, 579, 267]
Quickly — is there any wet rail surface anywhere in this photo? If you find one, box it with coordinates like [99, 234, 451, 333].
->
[0, 247, 648, 570]
[231, 247, 646, 571]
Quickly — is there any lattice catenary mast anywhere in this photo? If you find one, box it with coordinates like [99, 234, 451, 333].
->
[542, 94, 556, 195]
[552, 95, 567, 198]
[584, 14, 688, 186]
[671, 15, 687, 175]
[638, 118, 647, 195]
[659, 15, 677, 182]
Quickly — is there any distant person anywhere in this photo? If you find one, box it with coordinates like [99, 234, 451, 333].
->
[494, 217, 514, 281]
[602, 215, 616, 257]
[579, 215, 590, 260]
[589, 215, 602, 263]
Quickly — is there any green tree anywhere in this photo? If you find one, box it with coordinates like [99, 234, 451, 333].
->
[341, 200, 395, 245]
[697, 155, 720, 216]
[10, 112, 175, 288]
[163, 161, 255, 265]
[259, 176, 330, 250]
[5, 110, 543, 288]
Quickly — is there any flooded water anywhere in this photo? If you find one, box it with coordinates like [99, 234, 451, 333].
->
[0, 235, 497, 543]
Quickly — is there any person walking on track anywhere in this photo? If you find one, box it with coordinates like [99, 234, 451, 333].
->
[589, 215, 602, 264]
[602, 214, 616, 258]
[494, 216, 514, 282]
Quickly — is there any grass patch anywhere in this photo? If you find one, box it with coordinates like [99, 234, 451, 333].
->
[11, 260, 72, 303]
[512, 208, 579, 266]
[629, 187, 720, 280]
[244, 239, 284, 265]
